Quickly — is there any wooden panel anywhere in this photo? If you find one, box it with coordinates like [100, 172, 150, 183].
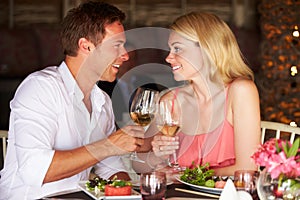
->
[1, 0, 233, 28]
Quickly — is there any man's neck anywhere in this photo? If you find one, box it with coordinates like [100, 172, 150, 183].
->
[65, 55, 95, 113]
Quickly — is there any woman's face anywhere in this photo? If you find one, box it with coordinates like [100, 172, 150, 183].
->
[165, 31, 204, 81]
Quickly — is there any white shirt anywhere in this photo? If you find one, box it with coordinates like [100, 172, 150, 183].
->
[0, 62, 127, 200]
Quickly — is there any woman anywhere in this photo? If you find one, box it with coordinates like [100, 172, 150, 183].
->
[151, 12, 261, 176]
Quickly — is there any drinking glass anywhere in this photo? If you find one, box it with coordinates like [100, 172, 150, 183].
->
[234, 170, 259, 200]
[140, 171, 167, 200]
[130, 87, 159, 162]
[156, 99, 181, 172]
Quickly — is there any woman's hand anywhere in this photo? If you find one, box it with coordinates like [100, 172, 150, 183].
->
[151, 134, 179, 158]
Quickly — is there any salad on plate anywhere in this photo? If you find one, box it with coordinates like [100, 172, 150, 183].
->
[79, 176, 141, 199]
[176, 162, 231, 194]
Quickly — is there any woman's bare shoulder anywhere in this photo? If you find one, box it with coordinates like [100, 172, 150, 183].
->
[229, 79, 258, 95]
[228, 79, 260, 109]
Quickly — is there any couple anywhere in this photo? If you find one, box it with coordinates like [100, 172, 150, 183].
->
[0, 1, 260, 199]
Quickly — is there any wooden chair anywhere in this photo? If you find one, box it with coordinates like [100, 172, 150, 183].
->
[0, 130, 8, 161]
[261, 121, 300, 144]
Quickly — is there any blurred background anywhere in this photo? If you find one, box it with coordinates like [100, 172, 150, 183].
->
[0, 0, 299, 166]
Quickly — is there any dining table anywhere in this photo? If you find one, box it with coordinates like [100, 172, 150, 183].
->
[43, 180, 220, 200]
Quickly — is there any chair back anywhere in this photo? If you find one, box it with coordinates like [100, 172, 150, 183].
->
[261, 121, 300, 144]
[0, 130, 8, 163]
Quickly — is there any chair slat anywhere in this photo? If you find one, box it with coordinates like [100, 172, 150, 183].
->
[261, 121, 300, 144]
[0, 130, 8, 162]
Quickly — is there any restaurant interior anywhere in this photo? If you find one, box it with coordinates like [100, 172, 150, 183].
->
[0, 0, 299, 170]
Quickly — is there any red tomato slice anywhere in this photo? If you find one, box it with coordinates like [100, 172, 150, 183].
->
[104, 185, 132, 196]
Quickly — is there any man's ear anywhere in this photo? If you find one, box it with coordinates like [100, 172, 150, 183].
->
[78, 38, 94, 53]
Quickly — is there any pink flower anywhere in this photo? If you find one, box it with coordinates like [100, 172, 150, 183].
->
[251, 138, 300, 179]
[266, 152, 298, 179]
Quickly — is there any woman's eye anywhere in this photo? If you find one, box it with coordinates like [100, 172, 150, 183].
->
[174, 47, 181, 53]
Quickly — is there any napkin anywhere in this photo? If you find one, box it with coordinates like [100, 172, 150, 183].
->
[219, 179, 253, 200]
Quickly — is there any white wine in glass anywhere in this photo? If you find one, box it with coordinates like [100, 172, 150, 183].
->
[130, 112, 154, 127]
[129, 87, 158, 162]
[157, 124, 180, 137]
[156, 99, 181, 171]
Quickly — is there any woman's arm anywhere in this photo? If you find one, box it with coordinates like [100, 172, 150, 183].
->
[215, 79, 261, 176]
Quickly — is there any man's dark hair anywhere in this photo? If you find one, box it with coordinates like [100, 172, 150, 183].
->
[61, 1, 126, 56]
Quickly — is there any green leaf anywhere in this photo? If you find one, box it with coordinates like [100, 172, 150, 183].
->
[275, 140, 281, 153]
[282, 141, 289, 156]
[287, 138, 300, 157]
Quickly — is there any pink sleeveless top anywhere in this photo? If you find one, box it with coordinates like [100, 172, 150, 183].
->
[176, 88, 235, 169]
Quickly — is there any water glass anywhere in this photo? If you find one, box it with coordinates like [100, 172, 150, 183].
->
[234, 170, 259, 200]
[140, 171, 167, 200]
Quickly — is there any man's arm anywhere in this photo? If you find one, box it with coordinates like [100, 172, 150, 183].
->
[44, 126, 144, 183]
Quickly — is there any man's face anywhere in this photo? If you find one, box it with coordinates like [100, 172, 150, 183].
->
[99, 21, 129, 82]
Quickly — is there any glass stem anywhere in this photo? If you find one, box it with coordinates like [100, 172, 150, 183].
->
[143, 125, 149, 131]
[132, 151, 137, 158]
[130, 151, 145, 163]
[173, 152, 179, 167]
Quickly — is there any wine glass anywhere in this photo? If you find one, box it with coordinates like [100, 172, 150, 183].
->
[156, 99, 181, 172]
[129, 87, 159, 162]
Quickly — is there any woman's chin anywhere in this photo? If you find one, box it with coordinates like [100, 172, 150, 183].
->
[173, 74, 186, 82]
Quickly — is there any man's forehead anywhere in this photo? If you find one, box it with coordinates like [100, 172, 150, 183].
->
[103, 21, 126, 42]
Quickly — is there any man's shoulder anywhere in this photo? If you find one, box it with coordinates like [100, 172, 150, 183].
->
[22, 66, 65, 88]
[29, 66, 60, 79]
[17, 66, 62, 95]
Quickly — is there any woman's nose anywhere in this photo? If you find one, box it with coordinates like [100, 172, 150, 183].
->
[165, 52, 174, 64]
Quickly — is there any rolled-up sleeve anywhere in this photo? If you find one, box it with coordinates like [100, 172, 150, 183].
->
[11, 76, 59, 186]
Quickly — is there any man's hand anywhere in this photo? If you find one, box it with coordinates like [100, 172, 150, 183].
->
[108, 125, 145, 153]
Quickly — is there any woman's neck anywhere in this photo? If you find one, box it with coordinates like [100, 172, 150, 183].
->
[189, 78, 211, 103]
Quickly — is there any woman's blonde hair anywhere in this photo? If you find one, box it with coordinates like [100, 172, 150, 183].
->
[170, 12, 254, 84]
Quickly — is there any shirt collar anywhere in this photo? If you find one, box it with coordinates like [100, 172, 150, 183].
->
[58, 61, 81, 98]
[58, 61, 106, 112]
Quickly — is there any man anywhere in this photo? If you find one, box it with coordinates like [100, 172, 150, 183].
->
[0, 1, 144, 199]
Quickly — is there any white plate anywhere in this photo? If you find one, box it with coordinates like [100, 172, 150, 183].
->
[78, 181, 141, 200]
[174, 175, 223, 195]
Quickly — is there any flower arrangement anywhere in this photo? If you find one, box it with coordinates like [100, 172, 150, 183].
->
[251, 138, 300, 179]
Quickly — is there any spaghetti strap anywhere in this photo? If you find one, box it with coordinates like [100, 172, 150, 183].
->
[171, 88, 180, 113]
[224, 84, 231, 118]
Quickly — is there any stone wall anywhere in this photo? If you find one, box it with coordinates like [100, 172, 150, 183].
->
[256, 0, 300, 126]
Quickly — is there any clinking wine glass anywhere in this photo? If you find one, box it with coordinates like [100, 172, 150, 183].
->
[156, 99, 182, 172]
[129, 87, 159, 163]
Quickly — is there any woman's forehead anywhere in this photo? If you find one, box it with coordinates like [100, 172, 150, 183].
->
[168, 31, 196, 46]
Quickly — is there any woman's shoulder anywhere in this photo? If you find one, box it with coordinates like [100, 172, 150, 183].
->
[228, 78, 258, 94]
[227, 78, 259, 105]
